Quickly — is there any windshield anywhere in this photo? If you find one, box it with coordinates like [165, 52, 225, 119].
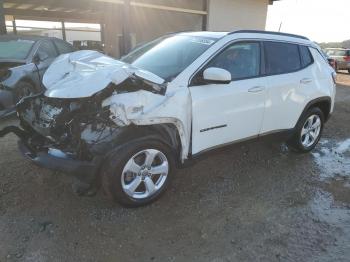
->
[121, 35, 217, 81]
[0, 39, 35, 60]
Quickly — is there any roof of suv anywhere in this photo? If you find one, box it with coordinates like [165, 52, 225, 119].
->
[178, 30, 311, 44]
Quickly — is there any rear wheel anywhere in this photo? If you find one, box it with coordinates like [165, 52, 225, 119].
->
[288, 107, 324, 153]
[348, 69, 350, 74]
[101, 138, 175, 207]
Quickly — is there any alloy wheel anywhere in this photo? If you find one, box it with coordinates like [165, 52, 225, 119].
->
[300, 114, 322, 148]
[121, 149, 169, 199]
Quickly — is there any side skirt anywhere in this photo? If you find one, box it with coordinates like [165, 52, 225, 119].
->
[180, 129, 294, 168]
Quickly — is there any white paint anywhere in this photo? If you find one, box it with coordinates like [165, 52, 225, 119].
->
[102, 88, 192, 160]
[203, 67, 231, 82]
[43, 50, 164, 99]
[41, 32, 335, 161]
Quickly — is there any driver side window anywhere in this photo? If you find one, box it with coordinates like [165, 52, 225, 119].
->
[207, 42, 261, 80]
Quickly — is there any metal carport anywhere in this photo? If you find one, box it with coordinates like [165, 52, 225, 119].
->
[0, 0, 209, 57]
[0, 0, 278, 57]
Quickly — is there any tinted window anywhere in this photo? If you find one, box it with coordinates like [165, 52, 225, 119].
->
[264, 42, 301, 75]
[121, 35, 216, 81]
[299, 46, 313, 67]
[0, 39, 34, 60]
[54, 39, 74, 54]
[207, 42, 260, 80]
[37, 41, 57, 59]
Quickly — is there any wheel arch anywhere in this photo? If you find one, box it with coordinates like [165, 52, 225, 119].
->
[297, 96, 332, 127]
[96, 123, 183, 166]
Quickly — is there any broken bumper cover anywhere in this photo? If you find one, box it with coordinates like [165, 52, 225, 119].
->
[0, 126, 99, 180]
[18, 140, 98, 179]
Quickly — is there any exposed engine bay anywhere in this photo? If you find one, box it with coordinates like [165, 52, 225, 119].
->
[17, 74, 167, 162]
[6, 50, 191, 166]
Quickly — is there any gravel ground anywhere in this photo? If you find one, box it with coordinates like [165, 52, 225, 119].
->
[0, 75, 350, 262]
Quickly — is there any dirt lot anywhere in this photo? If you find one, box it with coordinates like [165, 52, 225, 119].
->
[0, 74, 350, 262]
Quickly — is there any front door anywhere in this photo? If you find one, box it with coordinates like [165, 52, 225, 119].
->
[189, 41, 267, 154]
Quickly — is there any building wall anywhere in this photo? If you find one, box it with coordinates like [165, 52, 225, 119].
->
[130, 7, 203, 46]
[207, 0, 269, 31]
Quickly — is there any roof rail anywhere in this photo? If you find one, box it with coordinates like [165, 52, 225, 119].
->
[229, 30, 309, 40]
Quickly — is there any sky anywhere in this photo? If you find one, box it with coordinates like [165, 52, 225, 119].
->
[266, 0, 349, 43]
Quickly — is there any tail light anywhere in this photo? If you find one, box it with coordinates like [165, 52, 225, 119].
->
[344, 56, 350, 62]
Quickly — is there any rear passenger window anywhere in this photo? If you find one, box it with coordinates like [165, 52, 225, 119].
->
[299, 46, 313, 67]
[264, 42, 301, 75]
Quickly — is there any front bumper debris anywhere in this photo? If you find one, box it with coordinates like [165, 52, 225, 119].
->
[0, 126, 99, 182]
[18, 140, 99, 180]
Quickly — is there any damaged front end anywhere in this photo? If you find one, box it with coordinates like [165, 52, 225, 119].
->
[0, 50, 191, 186]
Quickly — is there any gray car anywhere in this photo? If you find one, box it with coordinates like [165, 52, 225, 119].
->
[325, 48, 350, 73]
[0, 35, 75, 117]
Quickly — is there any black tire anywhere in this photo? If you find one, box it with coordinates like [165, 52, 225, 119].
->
[101, 137, 176, 207]
[348, 69, 350, 74]
[288, 107, 324, 153]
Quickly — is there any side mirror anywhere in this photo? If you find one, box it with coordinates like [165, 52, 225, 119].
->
[203, 67, 231, 84]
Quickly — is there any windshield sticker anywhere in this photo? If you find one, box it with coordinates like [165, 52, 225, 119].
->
[190, 38, 215, 46]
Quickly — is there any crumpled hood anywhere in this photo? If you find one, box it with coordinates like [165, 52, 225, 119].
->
[43, 50, 165, 99]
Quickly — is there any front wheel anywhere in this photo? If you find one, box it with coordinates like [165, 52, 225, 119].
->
[288, 107, 324, 153]
[101, 138, 175, 207]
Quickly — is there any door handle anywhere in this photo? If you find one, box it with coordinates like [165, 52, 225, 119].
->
[248, 86, 265, 93]
[300, 78, 313, 84]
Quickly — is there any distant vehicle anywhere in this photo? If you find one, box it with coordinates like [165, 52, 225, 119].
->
[322, 50, 337, 70]
[325, 48, 350, 73]
[73, 40, 104, 53]
[0, 35, 75, 117]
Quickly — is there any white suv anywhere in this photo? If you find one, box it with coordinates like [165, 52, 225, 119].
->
[0, 30, 336, 207]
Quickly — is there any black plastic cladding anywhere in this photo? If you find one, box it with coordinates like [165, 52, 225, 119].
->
[229, 30, 309, 41]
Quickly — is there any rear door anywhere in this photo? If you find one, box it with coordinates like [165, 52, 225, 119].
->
[261, 41, 313, 134]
